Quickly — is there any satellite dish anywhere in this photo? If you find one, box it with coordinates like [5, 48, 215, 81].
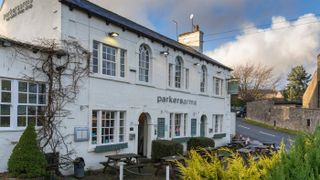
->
[190, 14, 194, 20]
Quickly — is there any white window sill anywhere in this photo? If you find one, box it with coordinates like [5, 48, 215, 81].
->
[166, 87, 190, 94]
[89, 73, 129, 84]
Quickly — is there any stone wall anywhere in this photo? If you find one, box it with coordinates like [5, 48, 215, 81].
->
[247, 100, 320, 133]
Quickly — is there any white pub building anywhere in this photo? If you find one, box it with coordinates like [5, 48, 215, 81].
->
[0, 0, 236, 173]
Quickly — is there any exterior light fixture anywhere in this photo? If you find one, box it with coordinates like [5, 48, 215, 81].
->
[217, 70, 222, 74]
[108, 32, 119, 37]
[160, 48, 170, 56]
[1, 41, 12, 47]
[193, 63, 200, 66]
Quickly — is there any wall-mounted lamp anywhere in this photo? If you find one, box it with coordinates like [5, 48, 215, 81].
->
[1, 41, 12, 47]
[217, 70, 222, 74]
[160, 48, 170, 56]
[193, 63, 201, 66]
[108, 32, 119, 37]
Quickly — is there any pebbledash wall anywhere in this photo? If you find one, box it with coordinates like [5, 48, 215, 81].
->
[0, 0, 235, 174]
[247, 100, 320, 133]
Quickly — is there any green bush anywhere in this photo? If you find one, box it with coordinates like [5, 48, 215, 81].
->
[8, 123, 47, 178]
[267, 127, 320, 180]
[151, 140, 183, 162]
[187, 137, 215, 151]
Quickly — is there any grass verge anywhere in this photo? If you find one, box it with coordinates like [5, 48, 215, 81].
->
[244, 118, 301, 135]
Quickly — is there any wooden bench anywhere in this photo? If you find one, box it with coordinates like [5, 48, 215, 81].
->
[100, 161, 144, 174]
[125, 164, 144, 173]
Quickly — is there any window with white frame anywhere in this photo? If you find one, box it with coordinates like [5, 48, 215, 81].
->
[168, 63, 173, 87]
[139, 44, 151, 82]
[183, 114, 188, 136]
[91, 110, 126, 145]
[120, 49, 126, 78]
[0, 79, 47, 129]
[200, 65, 207, 93]
[0, 80, 11, 127]
[174, 114, 182, 136]
[91, 41, 127, 78]
[213, 115, 223, 133]
[214, 77, 224, 96]
[92, 111, 98, 144]
[92, 41, 99, 73]
[102, 45, 116, 76]
[169, 113, 186, 138]
[175, 56, 183, 88]
[119, 111, 125, 142]
[17, 82, 46, 127]
[185, 69, 189, 90]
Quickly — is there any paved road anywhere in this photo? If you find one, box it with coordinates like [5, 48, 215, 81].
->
[236, 118, 295, 149]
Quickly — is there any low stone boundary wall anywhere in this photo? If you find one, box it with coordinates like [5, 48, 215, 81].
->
[247, 100, 320, 133]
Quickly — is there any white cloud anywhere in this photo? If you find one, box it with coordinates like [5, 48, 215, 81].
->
[207, 14, 320, 85]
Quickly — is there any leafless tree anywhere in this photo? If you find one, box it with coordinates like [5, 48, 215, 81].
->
[12, 39, 90, 170]
[232, 62, 280, 102]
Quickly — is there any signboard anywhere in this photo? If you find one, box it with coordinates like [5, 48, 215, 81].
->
[3, 0, 33, 21]
[157, 96, 197, 105]
[74, 127, 89, 142]
[228, 79, 239, 95]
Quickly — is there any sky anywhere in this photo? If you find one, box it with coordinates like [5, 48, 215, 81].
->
[1, 0, 320, 87]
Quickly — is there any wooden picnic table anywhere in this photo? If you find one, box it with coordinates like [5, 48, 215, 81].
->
[100, 153, 144, 175]
[155, 155, 185, 178]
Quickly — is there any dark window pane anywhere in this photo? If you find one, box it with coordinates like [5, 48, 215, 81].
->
[2, 80, 11, 91]
[29, 94, 37, 104]
[28, 117, 36, 126]
[19, 82, 27, 92]
[38, 84, 46, 93]
[0, 117, 10, 127]
[18, 117, 26, 127]
[1, 92, 11, 103]
[37, 117, 43, 126]
[38, 95, 46, 104]
[29, 83, 37, 93]
[37, 106, 45, 116]
[1, 105, 10, 116]
[28, 106, 37, 116]
[18, 105, 27, 115]
[19, 93, 27, 103]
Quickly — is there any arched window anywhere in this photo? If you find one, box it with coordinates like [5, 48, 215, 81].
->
[200, 65, 207, 92]
[175, 56, 183, 88]
[139, 44, 151, 82]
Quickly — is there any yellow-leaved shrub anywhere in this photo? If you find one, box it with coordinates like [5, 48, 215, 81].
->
[177, 146, 284, 180]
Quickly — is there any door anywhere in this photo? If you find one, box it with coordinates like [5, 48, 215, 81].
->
[200, 115, 207, 137]
[138, 113, 149, 157]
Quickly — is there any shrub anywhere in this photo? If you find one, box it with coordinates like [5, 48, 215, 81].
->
[151, 140, 183, 162]
[176, 147, 282, 180]
[8, 123, 47, 178]
[267, 127, 320, 180]
[187, 137, 215, 151]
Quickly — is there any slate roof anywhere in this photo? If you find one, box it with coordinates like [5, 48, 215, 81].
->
[59, 0, 232, 71]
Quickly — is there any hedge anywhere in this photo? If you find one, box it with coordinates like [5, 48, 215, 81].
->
[187, 137, 215, 151]
[151, 140, 183, 162]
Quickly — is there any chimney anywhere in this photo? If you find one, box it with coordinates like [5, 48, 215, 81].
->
[178, 25, 204, 53]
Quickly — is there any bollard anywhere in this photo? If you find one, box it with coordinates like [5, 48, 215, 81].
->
[166, 165, 170, 180]
[119, 162, 125, 180]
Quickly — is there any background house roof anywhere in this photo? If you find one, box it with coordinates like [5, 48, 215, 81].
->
[59, 0, 232, 71]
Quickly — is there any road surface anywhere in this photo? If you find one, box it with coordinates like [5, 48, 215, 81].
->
[236, 118, 295, 148]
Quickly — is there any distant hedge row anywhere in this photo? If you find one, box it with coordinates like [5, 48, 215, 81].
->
[151, 137, 215, 161]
